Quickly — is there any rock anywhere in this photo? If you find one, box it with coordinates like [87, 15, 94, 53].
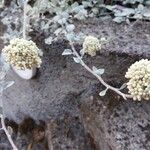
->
[75, 18, 150, 58]
[80, 85, 150, 150]
[1, 7, 150, 150]
[3, 40, 149, 149]
[3, 40, 136, 123]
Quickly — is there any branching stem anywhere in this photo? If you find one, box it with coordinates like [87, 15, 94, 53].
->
[0, 97, 18, 150]
[69, 41, 132, 100]
[1, 115, 18, 150]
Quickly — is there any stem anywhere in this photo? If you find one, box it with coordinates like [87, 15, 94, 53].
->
[23, 0, 28, 39]
[69, 42, 132, 100]
[46, 124, 54, 150]
[0, 93, 18, 150]
[1, 116, 18, 150]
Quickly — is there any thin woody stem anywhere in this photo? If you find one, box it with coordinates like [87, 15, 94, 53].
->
[69, 41, 132, 100]
[0, 94, 18, 150]
[23, 0, 28, 39]
[1, 115, 18, 150]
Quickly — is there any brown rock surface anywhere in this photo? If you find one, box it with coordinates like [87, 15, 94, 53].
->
[0, 6, 150, 150]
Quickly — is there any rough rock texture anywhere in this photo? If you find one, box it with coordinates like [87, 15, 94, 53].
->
[75, 18, 150, 58]
[1, 9, 150, 150]
[80, 85, 150, 150]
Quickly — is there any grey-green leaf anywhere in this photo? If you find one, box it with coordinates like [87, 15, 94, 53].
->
[66, 24, 75, 32]
[99, 88, 108, 97]
[92, 66, 105, 75]
[73, 57, 81, 63]
[119, 83, 127, 90]
[66, 33, 75, 41]
[143, 11, 150, 17]
[113, 17, 125, 23]
[62, 49, 73, 55]
[0, 81, 15, 90]
[80, 49, 85, 57]
[7, 126, 13, 136]
[0, 106, 2, 115]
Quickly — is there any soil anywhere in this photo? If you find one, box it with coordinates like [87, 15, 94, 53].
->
[0, 7, 150, 150]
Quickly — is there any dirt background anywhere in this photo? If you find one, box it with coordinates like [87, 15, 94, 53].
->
[0, 5, 150, 150]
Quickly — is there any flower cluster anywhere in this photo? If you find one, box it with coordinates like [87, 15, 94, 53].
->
[83, 36, 101, 56]
[125, 59, 150, 101]
[2, 38, 42, 70]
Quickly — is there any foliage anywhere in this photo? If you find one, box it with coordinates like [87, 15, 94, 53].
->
[62, 30, 132, 100]
[0, 0, 4, 8]
[0, 57, 17, 149]
[0, 0, 150, 102]
[105, 0, 150, 23]
[0, 0, 103, 44]
[1, 0, 150, 44]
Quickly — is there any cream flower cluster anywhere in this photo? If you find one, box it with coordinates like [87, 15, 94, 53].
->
[125, 59, 150, 101]
[2, 38, 42, 70]
[83, 36, 101, 56]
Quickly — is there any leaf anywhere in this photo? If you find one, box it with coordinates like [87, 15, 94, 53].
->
[133, 13, 143, 19]
[115, 8, 135, 17]
[80, 49, 85, 57]
[0, 56, 10, 73]
[100, 37, 107, 42]
[73, 57, 81, 63]
[99, 88, 108, 97]
[143, 11, 150, 17]
[105, 5, 114, 11]
[113, 17, 125, 23]
[0, 72, 6, 80]
[137, 4, 144, 11]
[66, 33, 75, 41]
[57, 18, 66, 24]
[74, 32, 85, 42]
[0, 106, 2, 115]
[45, 37, 53, 45]
[0, 81, 15, 90]
[66, 24, 75, 32]
[119, 83, 127, 90]
[7, 126, 13, 136]
[54, 28, 62, 36]
[62, 49, 73, 55]
[92, 66, 105, 75]
[82, 1, 92, 8]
